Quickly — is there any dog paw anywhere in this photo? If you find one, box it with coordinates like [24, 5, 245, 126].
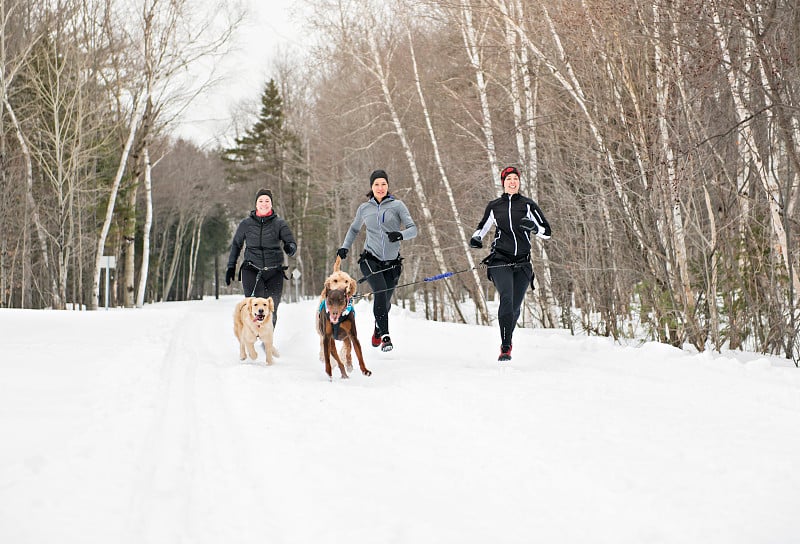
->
[362, 369, 372, 376]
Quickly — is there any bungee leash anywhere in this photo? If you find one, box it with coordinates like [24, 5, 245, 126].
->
[351, 261, 520, 301]
[245, 263, 287, 297]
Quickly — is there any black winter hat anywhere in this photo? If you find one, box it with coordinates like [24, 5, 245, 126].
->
[369, 169, 388, 185]
[255, 188, 273, 206]
[500, 166, 520, 183]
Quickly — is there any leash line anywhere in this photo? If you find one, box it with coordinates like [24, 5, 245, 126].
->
[351, 261, 521, 301]
[244, 262, 287, 297]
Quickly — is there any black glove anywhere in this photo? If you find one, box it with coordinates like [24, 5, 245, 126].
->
[387, 231, 403, 242]
[284, 242, 297, 256]
[519, 218, 538, 233]
[225, 266, 235, 286]
[469, 236, 483, 249]
[336, 247, 348, 260]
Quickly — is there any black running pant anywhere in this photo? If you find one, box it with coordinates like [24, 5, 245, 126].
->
[360, 258, 399, 337]
[490, 263, 532, 346]
[241, 267, 284, 327]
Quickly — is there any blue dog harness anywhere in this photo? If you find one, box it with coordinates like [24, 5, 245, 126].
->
[319, 299, 354, 338]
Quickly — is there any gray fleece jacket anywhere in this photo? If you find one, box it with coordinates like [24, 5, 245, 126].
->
[341, 195, 418, 261]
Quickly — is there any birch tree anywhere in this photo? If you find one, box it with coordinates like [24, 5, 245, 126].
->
[90, 93, 146, 309]
[458, 0, 499, 190]
[406, 25, 489, 324]
[496, 0, 557, 327]
[321, 0, 469, 321]
[1, 2, 52, 308]
[650, 2, 701, 347]
[710, 0, 800, 297]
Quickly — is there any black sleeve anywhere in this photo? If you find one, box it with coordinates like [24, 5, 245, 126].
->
[227, 220, 246, 269]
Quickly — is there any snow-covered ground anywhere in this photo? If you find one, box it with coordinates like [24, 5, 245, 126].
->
[1, 295, 799, 543]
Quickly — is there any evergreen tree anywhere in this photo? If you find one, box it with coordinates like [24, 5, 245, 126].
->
[222, 79, 287, 195]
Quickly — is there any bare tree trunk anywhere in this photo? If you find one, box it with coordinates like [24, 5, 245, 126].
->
[91, 94, 146, 310]
[499, 0, 557, 327]
[364, 30, 468, 324]
[407, 28, 489, 325]
[652, 2, 699, 348]
[514, 0, 538, 189]
[710, 1, 800, 297]
[186, 220, 202, 299]
[501, 1, 526, 172]
[459, 0, 499, 190]
[3, 97, 59, 308]
[136, 144, 154, 308]
[161, 213, 189, 301]
[121, 182, 138, 308]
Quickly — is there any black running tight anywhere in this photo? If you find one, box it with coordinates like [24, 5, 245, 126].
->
[490, 263, 532, 346]
[359, 260, 399, 337]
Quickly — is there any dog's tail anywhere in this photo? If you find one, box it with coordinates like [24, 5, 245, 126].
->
[334, 255, 342, 272]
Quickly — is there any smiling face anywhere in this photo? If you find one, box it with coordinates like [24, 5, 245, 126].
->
[255, 194, 273, 215]
[503, 173, 520, 195]
[249, 297, 274, 322]
[371, 177, 389, 201]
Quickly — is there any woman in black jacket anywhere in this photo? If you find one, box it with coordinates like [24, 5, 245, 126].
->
[469, 167, 551, 361]
[226, 189, 297, 327]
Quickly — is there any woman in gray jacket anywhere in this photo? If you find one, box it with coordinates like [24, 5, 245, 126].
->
[337, 170, 417, 352]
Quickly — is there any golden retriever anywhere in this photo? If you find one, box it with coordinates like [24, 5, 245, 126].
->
[316, 256, 370, 379]
[233, 297, 279, 365]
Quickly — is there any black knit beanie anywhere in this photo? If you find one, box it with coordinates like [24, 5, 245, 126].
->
[254, 188, 273, 206]
[369, 169, 388, 185]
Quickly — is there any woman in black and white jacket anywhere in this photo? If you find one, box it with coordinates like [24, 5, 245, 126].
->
[470, 166, 551, 361]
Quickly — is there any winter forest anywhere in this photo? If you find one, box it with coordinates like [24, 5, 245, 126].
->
[2, 0, 800, 360]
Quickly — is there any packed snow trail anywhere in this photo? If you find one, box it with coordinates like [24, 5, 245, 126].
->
[1, 296, 799, 543]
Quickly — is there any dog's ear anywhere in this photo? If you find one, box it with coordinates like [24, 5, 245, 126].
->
[266, 297, 275, 312]
[347, 277, 357, 298]
[246, 298, 254, 312]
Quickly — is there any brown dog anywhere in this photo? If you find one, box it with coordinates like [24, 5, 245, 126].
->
[233, 297, 279, 365]
[316, 256, 371, 379]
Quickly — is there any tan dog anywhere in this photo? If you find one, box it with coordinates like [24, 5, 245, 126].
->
[316, 256, 370, 379]
[321, 255, 358, 299]
[233, 297, 279, 365]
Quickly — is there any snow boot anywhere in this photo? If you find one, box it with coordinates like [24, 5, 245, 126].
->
[380, 334, 393, 352]
[498, 344, 512, 362]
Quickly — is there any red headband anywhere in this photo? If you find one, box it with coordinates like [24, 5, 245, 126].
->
[500, 167, 519, 182]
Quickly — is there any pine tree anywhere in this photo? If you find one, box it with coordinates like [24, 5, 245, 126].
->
[222, 79, 287, 194]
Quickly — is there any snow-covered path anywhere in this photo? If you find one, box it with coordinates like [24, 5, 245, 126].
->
[1, 296, 799, 543]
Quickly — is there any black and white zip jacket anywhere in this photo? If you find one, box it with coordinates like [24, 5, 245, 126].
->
[472, 193, 551, 260]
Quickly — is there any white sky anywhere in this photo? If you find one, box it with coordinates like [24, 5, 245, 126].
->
[1, 294, 799, 542]
[173, 0, 307, 148]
